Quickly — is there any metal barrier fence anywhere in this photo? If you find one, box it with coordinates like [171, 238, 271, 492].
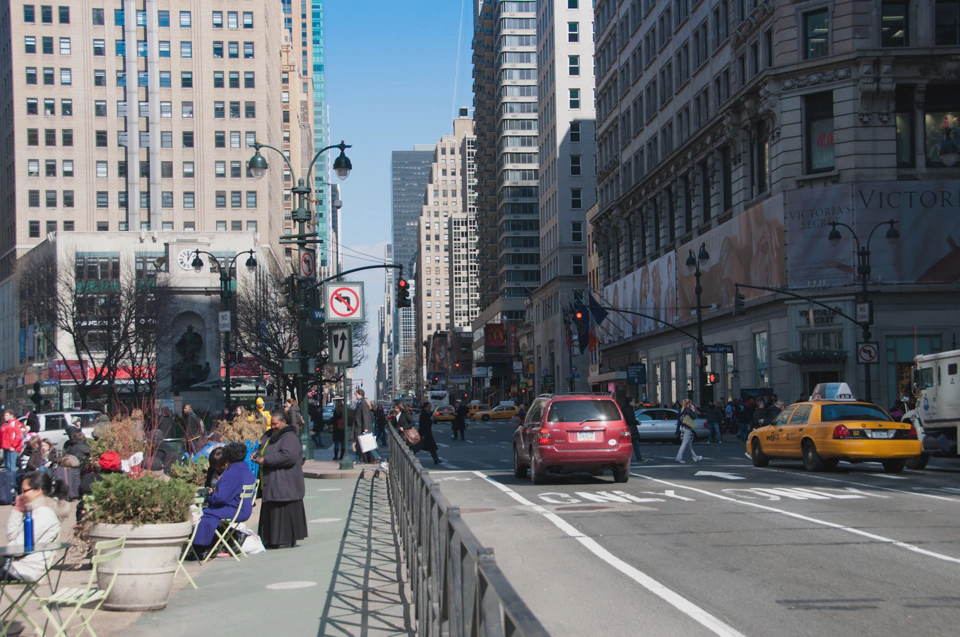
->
[387, 426, 549, 637]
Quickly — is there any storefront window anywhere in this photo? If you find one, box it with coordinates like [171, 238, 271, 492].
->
[886, 335, 941, 401]
[755, 331, 769, 387]
[924, 86, 960, 166]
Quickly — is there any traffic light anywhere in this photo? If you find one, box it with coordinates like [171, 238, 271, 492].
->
[572, 307, 585, 332]
[706, 373, 718, 385]
[734, 285, 746, 316]
[280, 275, 297, 309]
[397, 278, 411, 308]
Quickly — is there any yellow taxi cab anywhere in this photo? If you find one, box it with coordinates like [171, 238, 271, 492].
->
[475, 405, 518, 421]
[465, 404, 489, 420]
[432, 404, 456, 422]
[747, 383, 920, 474]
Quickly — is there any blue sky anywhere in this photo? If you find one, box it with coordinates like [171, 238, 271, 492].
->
[324, 1, 474, 391]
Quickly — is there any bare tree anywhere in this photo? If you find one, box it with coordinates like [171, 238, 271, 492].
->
[19, 249, 138, 410]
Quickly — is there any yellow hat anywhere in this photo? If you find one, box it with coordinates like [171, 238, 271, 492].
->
[256, 397, 264, 407]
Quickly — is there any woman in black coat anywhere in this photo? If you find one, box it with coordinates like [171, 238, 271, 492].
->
[253, 411, 307, 549]
[412, 402, 442, 465]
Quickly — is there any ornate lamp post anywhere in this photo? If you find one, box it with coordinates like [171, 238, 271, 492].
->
[826, 219, 899, 401]
[685, 242, 710, 408]
[189, 249, 258, 407]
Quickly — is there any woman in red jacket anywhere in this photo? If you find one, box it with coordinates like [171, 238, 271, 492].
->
[1, 409, 25, 474]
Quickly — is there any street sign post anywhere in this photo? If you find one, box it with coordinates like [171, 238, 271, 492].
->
[703, 344, 734, 354]
[300, 250, 316, 278]
[329, 324, 354, 366]
[323, 282, 364, 323]
[218, 311, 231, 333]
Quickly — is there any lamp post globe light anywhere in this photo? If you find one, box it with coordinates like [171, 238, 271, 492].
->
[825, 219, 899, 402]
[686, 242, 710, 409]
[190, 248, 258, 407]
[248, 139, 353, 455]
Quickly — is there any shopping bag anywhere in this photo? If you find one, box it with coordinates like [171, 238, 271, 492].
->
[403, 428, 421, 445]
[358, 432, 377, 453]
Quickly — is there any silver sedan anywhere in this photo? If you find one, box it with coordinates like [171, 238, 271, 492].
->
[633, 408, 711, 442]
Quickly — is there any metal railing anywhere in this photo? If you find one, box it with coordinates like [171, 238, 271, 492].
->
[387, 426, 549, 637]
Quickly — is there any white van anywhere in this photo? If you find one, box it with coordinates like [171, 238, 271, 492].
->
[29, 411, 100, 448]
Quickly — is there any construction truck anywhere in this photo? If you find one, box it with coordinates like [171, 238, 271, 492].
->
[904, 349, 960, 470]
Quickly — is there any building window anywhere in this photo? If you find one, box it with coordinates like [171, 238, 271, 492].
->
[215, 131, 225, 148]
[881, 3, 908, 47]
[215, 161, 226, 177]
[157, 10, 169, 27]
[45, 190, 57, 207]
[243, 12, 253, 28]
[26, 98, 38, 115]
[159, 71, 171, 87]
[92, 38, 105, 56]
[161, 131, 172, 148]
[24, 5, 35, 22]
[159, 41, 170, 57]
[59, 38, 70, 55]
[571, 189, 582, 209]
[27, 129, 38, 146]
[245, 102, 256, 118]
[28, 159, 39, 176]
[244, 72, 255, 88]
[244, 42, 254, 59]
[572, 255, 584, 275]
[228, 41, 239, 58]
[216, 192, 226, 207]
[181, 72, 193, 88]
[183, 161, 194, 178]
[228, 11, 238, 29]
[44, 160, 56, 177]
[805, 91, 835, 173]
[213, 11, 223, 28]
[752, 120, 769, 196]
[29, 221, 40, 238]
[569, 55, 580, 75]
[231, 191, 242, 207]
[569, 88, 581, 109]
[183, 192, 195, 208]
[572, 221, 584, 242]
[213, 41, 223, 58]
[571, 155, 581, 175]
[96, 161, 108, 178]
[180, 41, 192, 58]
[180, 11, 191, 27]
[887, 335, 941, 399]
[97, 222, 109, 232]
[230, 161, 242, 178]
[568, 22, 579, 42]
[63, 160, 73, 177]
[42, 36, 53, 54]
[182, 101, 194, 118]
[924, 85, 960, 166]
[214, 102, 225, 118]
[754, 331, 768, 387]
[182, 131, 194, 148]
[25, 36, 37, 54]
[804, 9, 829, 59]
[213, 71, 224, 88]
[246, 191, 257, 208]
[936, 1, 960, 45]
[229, 72, 240, 88]
[60, 68, 71, 85]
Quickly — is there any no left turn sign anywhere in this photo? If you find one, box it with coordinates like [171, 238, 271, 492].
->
[300, 250, 316, 278]
[857, 342, 879, 364]
[323, 282, 364, 323]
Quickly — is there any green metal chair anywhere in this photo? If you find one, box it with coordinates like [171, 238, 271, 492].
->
[203, 483, 258, 562]
[31, 536, 125, 637]
[174, 495, 207, 589]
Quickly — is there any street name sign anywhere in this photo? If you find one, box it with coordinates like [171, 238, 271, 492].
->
[703, 344, 734, 354]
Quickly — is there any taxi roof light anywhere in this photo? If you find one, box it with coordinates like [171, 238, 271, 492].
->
[812, 382, 857, 402]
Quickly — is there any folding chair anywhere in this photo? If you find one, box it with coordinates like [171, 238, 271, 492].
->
[174, 495, 207, 589]
[203, 483, 257, 562]
[32, 536, 125, 637]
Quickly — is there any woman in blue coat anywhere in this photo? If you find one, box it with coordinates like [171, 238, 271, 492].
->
[193, 442, 256, 558]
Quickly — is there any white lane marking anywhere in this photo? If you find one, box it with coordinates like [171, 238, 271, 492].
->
[861, 473, 908, 480]
[436, 442, 450, 448]
[309, 518, 342, 523]
[472, 472, 747, 637]
[266, 581, 317, 590]
[632, 473, 960, 566]
[499, 459, 512, 464]
[754, 466, 960, 503]
[694, 471, 744, 480]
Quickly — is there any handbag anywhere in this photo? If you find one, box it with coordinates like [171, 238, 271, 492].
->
[682, 415, 695, 429]
[358, 432, 377, 453]
[403, 428, 421, 445]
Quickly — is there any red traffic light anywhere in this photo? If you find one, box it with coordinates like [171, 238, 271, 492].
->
[398, 279, 408, 288]
[574, 311, 583, 320]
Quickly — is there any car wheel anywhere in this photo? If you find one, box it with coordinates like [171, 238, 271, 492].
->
[513, 445, 528, 479]
[482, 415, 490, 422]
[882, 459, 906, 474]
[612, 466, 629, 483]
[802, 441, 825, 472]
[823, 459, 840, 470]
[751, 439, 769, 467]
[530, 454, 547, 485]
[905, 453, 929, 470]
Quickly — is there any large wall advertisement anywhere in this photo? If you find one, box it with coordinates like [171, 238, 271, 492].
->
[785, 181, 960, 288]
[677, 195, 786, 319]
[599, 253, 677, 344]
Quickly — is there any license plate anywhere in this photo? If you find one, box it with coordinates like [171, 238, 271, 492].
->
[866, 430, 894, 439]
[577, 432, 595, 442]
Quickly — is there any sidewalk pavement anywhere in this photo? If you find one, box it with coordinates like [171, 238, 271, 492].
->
[2, 469, 413, 636]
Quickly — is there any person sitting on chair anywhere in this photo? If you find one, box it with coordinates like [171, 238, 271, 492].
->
[2, 472, 68, 581]
[192, 442, 256, 559]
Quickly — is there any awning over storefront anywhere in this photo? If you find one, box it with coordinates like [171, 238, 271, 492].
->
[777, 350, 848, 365]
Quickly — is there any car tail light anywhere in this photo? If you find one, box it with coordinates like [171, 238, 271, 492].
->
[833, 424, 852, 439]
[620, 426, 631, 442]
[907, 424, 918, 439]
[538, 427, 551, 445]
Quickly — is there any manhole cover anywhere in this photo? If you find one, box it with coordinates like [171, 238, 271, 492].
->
[459, 507, 496, 513]
[554, 505, 612, 512]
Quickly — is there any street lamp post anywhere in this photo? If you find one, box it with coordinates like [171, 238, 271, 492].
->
[826, 219, 899, 402]
[248, 139, 352, 456]
[685, 243, 710, 409]
[190, 249, 258, 408]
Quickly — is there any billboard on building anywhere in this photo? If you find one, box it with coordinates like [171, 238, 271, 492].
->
[485, 323, 506, 348]
[599, 252, 677, 344]
[786, 181, 960, 288]
[677, 194, 786, 319]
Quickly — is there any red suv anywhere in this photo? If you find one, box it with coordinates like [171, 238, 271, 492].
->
[513, 394, 632, 484]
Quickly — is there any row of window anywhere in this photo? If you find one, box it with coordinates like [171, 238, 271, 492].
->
[27, 219, 258, 238]
[27, 6, 256, 29]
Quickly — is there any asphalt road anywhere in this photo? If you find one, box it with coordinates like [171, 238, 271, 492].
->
[420, 418, 960, 637]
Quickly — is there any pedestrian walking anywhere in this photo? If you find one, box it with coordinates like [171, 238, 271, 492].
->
[351, 389, 382, 465]
[675, 398, 702, 464]
[706, 401, 723, 444]
[412, 402, 442, 465]
[309, 402, 327, 449]
[253, 411, 307, 549]
[752, 399, 767, 431]
[739, 399, 754, 442]
[331, 401, 346, 460]
[183, 404, 205, 455]
[620, 398, 645, 462]
[285, 398, 304, 431]
[452, 401, 468, 441]
[374, 404, 388, 447]
[1, 409, 25, 474]
[157, 406, 176, 439]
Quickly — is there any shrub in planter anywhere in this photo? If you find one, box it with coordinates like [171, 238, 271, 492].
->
[83, 473, 195, 611]
[169, 455, 209, 489]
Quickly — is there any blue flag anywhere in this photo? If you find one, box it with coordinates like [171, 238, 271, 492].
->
[588, 293, 608, 325]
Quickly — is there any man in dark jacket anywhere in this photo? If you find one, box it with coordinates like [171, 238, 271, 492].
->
[157, 406, 176, 439]
[351, 389, 381, 465]
[412, 402, 442, 465]
[621, 398, 645, 462]
[705, 401, 723, 444]
[183, 404, 204, 454]
[452, 402, 468, 441]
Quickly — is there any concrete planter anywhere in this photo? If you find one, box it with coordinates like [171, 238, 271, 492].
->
[88, 520, 192, 611]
